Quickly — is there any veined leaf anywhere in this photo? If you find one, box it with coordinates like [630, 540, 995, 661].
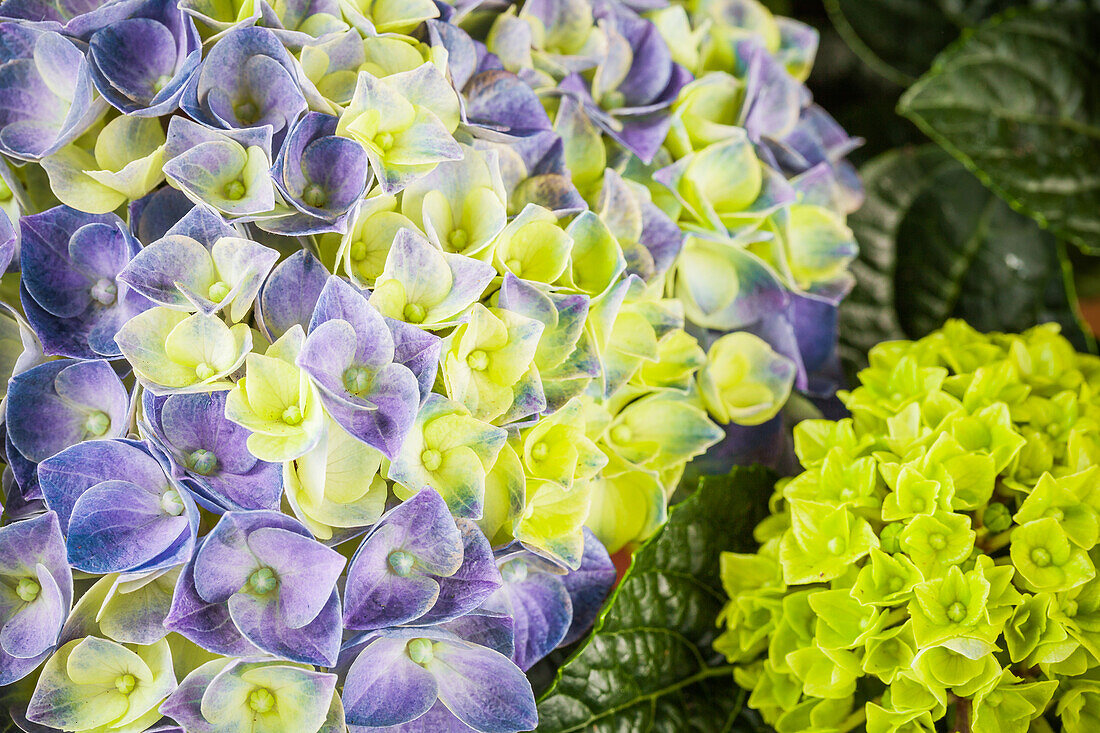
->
[839, 146, 1092, 370]
[824, 0, 1031, 85]
[899, 7, 1100, 252]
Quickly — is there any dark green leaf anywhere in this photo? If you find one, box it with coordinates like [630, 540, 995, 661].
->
[839, 146, 1093, 371]
[535, 466, 776, 733]
[898, 7, 1100, 252]
[823, 0, 1029, 85]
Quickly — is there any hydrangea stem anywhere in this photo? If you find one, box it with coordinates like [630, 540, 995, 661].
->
[952, 696, 971, 733]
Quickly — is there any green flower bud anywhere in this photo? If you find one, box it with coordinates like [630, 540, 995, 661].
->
[982, 503, 1013, 533]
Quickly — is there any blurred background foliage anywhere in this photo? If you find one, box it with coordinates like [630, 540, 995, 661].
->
[759, 0, 1100, 373]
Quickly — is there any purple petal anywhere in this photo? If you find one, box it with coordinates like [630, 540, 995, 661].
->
[37, 438, 171, 530]
[387, 317, 441, 403]
[0, 511, 70, 588]
[65, 479, 192, 573]
[257, 249, 329, 340]
[436, 611, 515, 659]
[192, 510, 304, 603]
[490, 564, 571, 671]
[246, 526, 345, 628]
[19, 208, 121, 318]
[560, 528, 616, 645]
[320, 363, 421, 458]
[343, 636, 439, 728]
[164, 549, 257, 656]
[157, 391, 257, 473]
[378, 489, 464, 573]
[163, 202, 238, 247]
[228, 587, 342, 666]
[308, 276, 394, 367]
[421, 521, 500, 625]
[431, 639, 537, 733]
[1, 563, 65, 659]
[5, 361, 91, 463]
[129, 187, 195, 246]
[348, 700, 479, 733]
[463, 70, 551, 136]
[158, 658, 226, 732]
[342, 524, 441, 632]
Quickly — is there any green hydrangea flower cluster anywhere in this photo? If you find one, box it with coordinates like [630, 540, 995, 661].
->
[717, 320, 1100, 733]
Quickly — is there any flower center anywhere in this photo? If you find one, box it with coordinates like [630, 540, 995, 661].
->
[84, 410, 111, 436]
[281, 406, 303, 426]
[502, 559, 528, 584]
[447, 228, 468, 251]
[403, 302, 426, 324]
[15, 578, 39, 602]
[234, 101, 258, 124]
[343, 367, 371, 395]
[946, 601, 967, 623]
[374, 132, 394, 151]
[602, 90, 625, 109]
[160, 489, 184, 516]
[530, 441, 548, 461]
[302, 183, 326, 208]
[826, 537, 845, 555]
[888, 576, 904, 593]
[223, 180, 246, 201]
[421, 449, 442, 472]
[248, 566, 277, 594]
[1030, 547, 1052, 568]
[388, 550, 415, 577]
[188, 449, 218, 476]
[466, 350, 489, 371]
[115, 673, 136, 695]
[153, 74, 172, 93]
[91, 278, 117, 305]
[195, 362, 217, 380]
[249, 688, 275, 713]
[407, 638, 433, 665]
[611, 425, 633, 444]
[208, 280, 231, 303]
[350, 240, 368, 261]
[928, 533, 947, 550]
[1047, 508, 1065, 522]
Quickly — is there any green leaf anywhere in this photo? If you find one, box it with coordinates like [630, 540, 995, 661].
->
[898, 7, 1100, 252]
[536, 466, 776, 732]
[838, 145, 1092, 371]
[824, 0, 1030, 85]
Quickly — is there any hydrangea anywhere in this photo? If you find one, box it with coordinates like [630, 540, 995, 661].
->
[0, 0, 860, 729]
[717, 321, 1100, 733]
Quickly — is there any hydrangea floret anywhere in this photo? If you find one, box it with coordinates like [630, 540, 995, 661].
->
[0, 0, 860, 729]
[717, 321, 1100, 733]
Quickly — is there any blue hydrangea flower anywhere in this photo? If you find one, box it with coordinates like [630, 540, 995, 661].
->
[37, 438, 199, 574]
[0, 511, 73, 685]
[18, 206, 151, 358]
[141, 390, 283, 512]
[342, 488, 500, 632]
[84, 0, 202, 116]
[164, 510, 344, 665]
[0, 24, 105, 161]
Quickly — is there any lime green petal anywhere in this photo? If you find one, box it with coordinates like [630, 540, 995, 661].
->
[115, 307, 198, 388]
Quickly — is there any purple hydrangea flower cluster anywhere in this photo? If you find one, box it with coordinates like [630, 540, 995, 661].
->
[0, 0, 860, 730]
